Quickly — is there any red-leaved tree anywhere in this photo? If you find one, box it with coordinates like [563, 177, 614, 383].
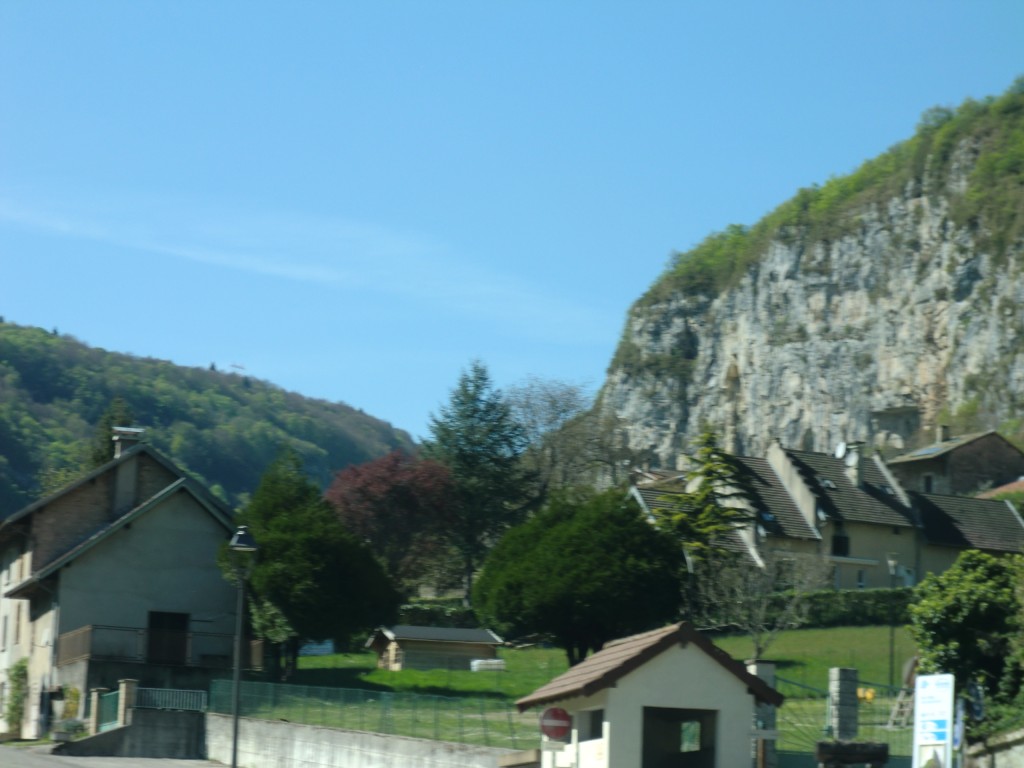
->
[325, 451, 453, 596]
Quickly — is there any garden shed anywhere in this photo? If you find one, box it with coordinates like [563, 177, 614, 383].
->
[366, 625, 504, 671]
[516, 622, 783, 768]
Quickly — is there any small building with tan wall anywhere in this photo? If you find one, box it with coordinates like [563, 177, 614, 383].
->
[515, 622, 782, 768]
[366, 625, 503, 671]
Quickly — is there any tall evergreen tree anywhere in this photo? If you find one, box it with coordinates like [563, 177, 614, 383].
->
[227, 448, 400, 675]
[652, 431, 755, 563]
[422, 360, 529, 600]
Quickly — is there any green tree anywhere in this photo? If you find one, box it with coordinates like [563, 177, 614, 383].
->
[909, 550, 1024, 712]
[88, 396, 135, 468]
[422, 361, 529, 599]
[228, 449, 401, 675]
[650, 431, 756, 622]
[474, 488, 683, 665]
[652, 431, 755, 562]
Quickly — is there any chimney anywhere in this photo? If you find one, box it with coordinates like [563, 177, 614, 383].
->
[112, 426, 144, 459]
[112, 427, 144, 514]
[844, 442, 865, 488]
[936, 424, 951, 443]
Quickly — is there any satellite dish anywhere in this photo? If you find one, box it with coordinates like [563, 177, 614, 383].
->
[845, 448, 860, 468]
[834, 441, 847, 459]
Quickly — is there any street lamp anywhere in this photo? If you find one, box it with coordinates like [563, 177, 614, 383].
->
[229, 525, 258, 768]
[886, 552, 899, 691]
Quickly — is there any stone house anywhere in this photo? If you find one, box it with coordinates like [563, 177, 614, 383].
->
[886, 428, 1024, 496]
[0, 428, 239, 738]
[632, 438, 1024, 590]
[366, 625, 503, 671]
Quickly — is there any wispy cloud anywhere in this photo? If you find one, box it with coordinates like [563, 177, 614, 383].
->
[0, 194, 612, 344]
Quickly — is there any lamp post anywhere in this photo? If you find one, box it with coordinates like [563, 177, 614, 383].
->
[229, 525, 258, 768]
[887, 552, 899, 691]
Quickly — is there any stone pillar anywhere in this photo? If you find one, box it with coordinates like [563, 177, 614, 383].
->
[747, 660, 778, 768]
[88, 688, 109, 735]
[118, 679, 138, 727]
[829, 667, 858, 741]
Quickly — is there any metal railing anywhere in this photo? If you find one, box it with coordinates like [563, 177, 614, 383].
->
[136, 687, 208, 712]
[209, 679, 537, 750]
[97, 690, 120, 733]
[56, 625, 244, 668]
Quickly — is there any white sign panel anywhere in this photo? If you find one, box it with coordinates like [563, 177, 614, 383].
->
[913, 673, 954, 768]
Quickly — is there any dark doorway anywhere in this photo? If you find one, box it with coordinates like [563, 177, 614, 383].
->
[642, 707, 716, 768]
[148, 611, 189, 665]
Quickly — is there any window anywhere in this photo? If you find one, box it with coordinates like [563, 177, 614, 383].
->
[831, 530, 850, 557]
[923, 474, 934, 493]
[580, 709, 604, 742]
[857, 570, 866, 589]
[680, 720, 701, 752]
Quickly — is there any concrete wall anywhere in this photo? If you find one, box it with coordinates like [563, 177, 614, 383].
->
[967, 727, 1024, 768]
[54, 709, 206, 759]
[206, 713, 515, 768]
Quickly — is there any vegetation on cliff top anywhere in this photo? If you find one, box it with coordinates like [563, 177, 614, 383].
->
[636, 76, 1024, 308]
[0, 321, 413, 512]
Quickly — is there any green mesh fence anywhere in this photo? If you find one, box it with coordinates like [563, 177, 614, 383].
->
[774, 676, 913, 766]
[209, 679, 539, 750]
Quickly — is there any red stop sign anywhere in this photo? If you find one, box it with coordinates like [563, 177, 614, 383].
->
[540, 707, 572, 740]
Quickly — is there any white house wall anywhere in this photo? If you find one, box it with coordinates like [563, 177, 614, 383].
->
[541, 641, 760, 768]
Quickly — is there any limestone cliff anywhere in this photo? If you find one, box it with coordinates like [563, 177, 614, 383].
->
[601, 83, 1024, 467]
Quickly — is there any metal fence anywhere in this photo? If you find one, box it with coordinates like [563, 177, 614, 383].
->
[774, 676, 913, 767]
[209, 679, 538, 750]
[136, 687, 208, 712]
[97, 690, 120, 733]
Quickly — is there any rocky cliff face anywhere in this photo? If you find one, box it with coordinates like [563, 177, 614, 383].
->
[601, 104, 1024, 468]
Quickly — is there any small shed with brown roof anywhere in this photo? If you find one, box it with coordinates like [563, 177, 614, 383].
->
[516, 622, 782, 768]
[366, 625, 504, 671]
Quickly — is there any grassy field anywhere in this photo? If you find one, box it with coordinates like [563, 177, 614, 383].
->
[273, 625, 918, 753]
[297, 624, 916, 700]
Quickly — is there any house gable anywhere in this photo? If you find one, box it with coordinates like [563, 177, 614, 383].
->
[516, 622, 782, 712]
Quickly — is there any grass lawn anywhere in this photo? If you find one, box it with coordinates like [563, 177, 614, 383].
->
[297, 624, 916, 701]
[713, 625, 917, 692]
[283, 625, 917, 754]
[296, 645, 568, 701]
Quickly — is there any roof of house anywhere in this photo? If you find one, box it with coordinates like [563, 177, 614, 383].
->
[977, 478, 1024, 499]
[911, 491, 1024, 552]
[1, 442, 234, 597]
[887, 431, 996, 465]
[731, 456, 819, 540]
[783, 449, 914, 528]
[515, 622, 783, 712]
[367, 625, 504, 646]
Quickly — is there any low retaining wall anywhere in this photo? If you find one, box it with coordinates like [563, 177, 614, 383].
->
[53, 709, 205, 758]
[206, 713, 516, 768]
[968, 727, 1024, 768]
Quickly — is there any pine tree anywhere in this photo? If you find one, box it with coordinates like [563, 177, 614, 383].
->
[422, 360, 529, 601]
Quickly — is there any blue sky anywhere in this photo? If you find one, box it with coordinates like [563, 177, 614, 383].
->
[1, 2, 1021, 442]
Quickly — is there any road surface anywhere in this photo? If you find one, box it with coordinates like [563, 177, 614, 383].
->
[0, 745, 222, 768]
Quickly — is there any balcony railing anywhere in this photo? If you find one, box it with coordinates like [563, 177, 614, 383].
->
[56, 625, 256, 669]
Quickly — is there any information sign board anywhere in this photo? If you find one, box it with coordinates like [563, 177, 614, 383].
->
[913, 673, 954, 768]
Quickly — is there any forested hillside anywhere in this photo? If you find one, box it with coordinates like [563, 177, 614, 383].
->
[0, 322, 413, 512]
